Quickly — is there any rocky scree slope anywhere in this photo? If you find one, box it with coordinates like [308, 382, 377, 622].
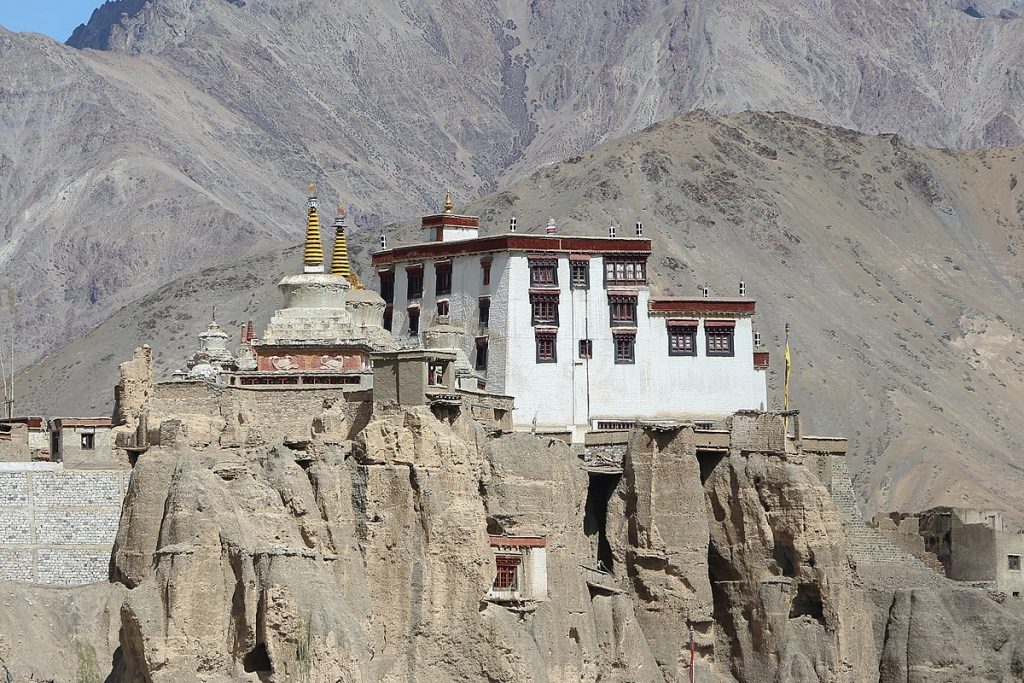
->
[17, 110, 1024, 523]
[3, 0, 1024, 365]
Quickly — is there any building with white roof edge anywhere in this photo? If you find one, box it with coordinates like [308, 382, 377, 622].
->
[371, 195, 770, 443]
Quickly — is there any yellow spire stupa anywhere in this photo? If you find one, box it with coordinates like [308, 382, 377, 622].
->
[330, 202, 352, 279]
[303, 183, 325, 273]
[443, 190, 453, 215]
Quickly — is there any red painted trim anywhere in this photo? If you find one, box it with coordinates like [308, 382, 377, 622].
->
[421, 214, 480, 229]
[611, 328, 638, 336]
[667, 319, 698, 327]
[529, 289, 560, 296]
[372, 235, 651, 265]
[607, 290, 639, 299]
[404, 263, 423, 271]
[569, 253, 591, 261]
[704, 320, 736, 328]
[754, 351, 770, 367]
[649, 299, 756, 315]
[489, 535, 547, 548]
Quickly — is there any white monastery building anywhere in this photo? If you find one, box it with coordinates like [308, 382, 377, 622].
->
[372, 196, 769, 442]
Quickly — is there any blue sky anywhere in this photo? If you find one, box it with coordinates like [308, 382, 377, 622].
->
[0, 1, 99, 42]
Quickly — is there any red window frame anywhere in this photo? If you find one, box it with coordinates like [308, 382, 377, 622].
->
[536, 330, 557, 363]
[705, 321, 735, 357]
[494, 555, 521, 590]
[530, 291, 559, 326]
[481, 257, 493, 286]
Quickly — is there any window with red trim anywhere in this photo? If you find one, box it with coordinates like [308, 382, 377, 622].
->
[614, 333, 635, 364]
[493, 555, 521, 590]
[531, 292, 559, 326]
[530, 258, 558, 287]
[609, 295, 637, 326]
[435, 261, 452, 295]
[604, 257, 647, 286]
[668, 324, 697, 356]
[706, 326, 734, 357]
[536, 331, 557, 363]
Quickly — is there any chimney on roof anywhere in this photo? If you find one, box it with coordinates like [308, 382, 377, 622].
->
[739, 280, 746, 296]
[635, 221, 643, 237]
[608, 224, 616, 238]
[379, 229, 388, 251]
[701, 283, 710, 298]
[545, 218, 557, 235]
[509, 216, 517, 233]
[754, 331, 762, 347]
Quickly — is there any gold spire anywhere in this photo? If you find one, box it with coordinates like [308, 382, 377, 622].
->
[330, 202, 351, 279]
[443, 191, 453, 215]
[303, 183, 324, 273]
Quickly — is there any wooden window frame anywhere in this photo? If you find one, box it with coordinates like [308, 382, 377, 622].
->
[705, 323, 735, 357]
[667, 321, 697, 357]
[613, 332, 636, 364]
[475, 336, 489, 371]
[80, 432, 95, 450]
[604, 256, 647, 287]
[494, 554, 521, 591]
[1010, 555, 1021, 571]
[570, 259, 589, 289]
[436, 299, 449, 317]
[378, 270, 395, 304]
[478, 297, 490, 328]
[406, 265, 424, 299]
[608, 293, 637, 327]
[529, 257, 558, 287]
[530, 291, 559, 326]
[579, 339, 593, 359]
[408, 307, 420, 336]
[535, 330, 557, 363]
[481, 257, 493, 286]
[435, 260, 452, 296]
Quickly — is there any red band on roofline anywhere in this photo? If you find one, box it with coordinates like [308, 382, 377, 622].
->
[704, 320, 736, 328]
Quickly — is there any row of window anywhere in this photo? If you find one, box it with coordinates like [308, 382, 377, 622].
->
[529, 326, 735, 364]
[383, 296, 491, 336]
[377, 254, 647, 305]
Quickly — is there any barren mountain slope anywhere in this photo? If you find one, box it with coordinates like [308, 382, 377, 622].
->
[4, 0, 1024, 367]
[16, 111, 1024, 521]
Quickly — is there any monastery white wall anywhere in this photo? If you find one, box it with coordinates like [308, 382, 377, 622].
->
[377, 243, 768, 442]
[500, 255, 766, 439]
[0, 462, 129, 585]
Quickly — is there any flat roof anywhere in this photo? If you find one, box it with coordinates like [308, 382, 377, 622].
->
[372, 234, 651, 266]
[51, 417, 113, 428]
[649, 297, 756, 315]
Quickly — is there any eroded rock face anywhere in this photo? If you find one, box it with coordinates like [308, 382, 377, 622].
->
[99, 404, 1024, 682]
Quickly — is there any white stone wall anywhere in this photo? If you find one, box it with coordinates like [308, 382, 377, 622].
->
[0, 462, 129, 585]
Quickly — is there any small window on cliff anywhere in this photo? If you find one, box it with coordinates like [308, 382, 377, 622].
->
[1009, 555, 1021, 571]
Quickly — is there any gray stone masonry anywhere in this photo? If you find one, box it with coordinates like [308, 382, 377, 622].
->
[827, 455, 935, 570]
[0, 463, 130, 585]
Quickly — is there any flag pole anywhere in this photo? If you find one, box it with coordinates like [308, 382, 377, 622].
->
[783, 323, 791, 435]
[689, 625, 696, 683]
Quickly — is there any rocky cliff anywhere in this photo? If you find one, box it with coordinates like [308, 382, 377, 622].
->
[4, 0, 1024, 366]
